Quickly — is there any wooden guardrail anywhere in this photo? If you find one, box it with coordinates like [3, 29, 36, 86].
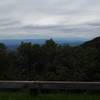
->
[0, 81, 99, 90]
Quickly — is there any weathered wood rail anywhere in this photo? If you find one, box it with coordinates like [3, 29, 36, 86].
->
[0, 81, 100, 91]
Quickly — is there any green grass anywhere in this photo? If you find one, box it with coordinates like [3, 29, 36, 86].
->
[0, 92, 100, 100]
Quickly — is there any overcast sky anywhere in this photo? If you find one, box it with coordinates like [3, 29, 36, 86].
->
[0, 0, 100, 40]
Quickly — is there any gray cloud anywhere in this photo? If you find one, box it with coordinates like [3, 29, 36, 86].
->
[0, 0, 100, 39]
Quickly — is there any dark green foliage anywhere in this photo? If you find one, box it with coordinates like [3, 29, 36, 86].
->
[0, 92, 100, 100]
[0, 37, 100, 81]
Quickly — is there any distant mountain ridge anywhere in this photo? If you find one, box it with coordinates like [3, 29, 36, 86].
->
[0, 38, 85, 50]
[82, 37, 100, 48]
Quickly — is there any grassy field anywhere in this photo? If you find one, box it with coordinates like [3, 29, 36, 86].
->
[0, 92, 100, 100]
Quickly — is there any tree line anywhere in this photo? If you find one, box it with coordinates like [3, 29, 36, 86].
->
[0, 39, 100, 81]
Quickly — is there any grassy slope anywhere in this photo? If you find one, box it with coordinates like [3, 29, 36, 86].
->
[0, 92, 99, 100]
